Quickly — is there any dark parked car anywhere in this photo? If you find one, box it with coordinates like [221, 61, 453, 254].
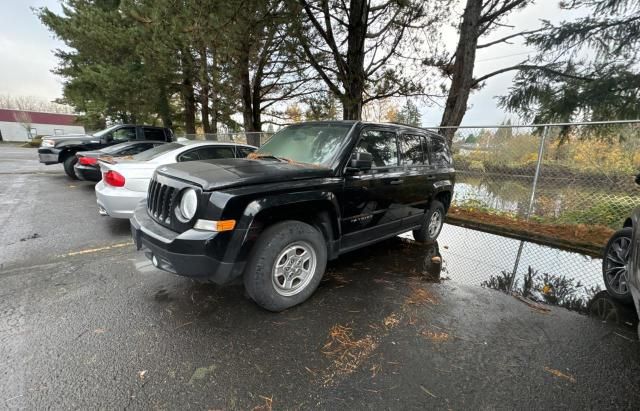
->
[131, 121, 455, 311]
[38, 124, 173, 179]
[602, 173, 640, 305]
[74, 140, 166, 181]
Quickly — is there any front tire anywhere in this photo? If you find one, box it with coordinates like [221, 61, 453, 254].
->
[63, 155, 79, 180]
[602, 227, 633, 304]
[413, 200, 445, 243]
[244, 221, 327, 312]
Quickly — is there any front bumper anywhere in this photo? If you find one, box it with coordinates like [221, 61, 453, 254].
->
[95, 180, 145, 219]
[130, 202, 247, 284]
[74, 164, 101, 181]
[38, 148, 60, 164]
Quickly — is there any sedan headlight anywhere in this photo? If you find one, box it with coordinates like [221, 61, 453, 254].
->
[41, 139, 55, 148]
[179, 188, 198, 221]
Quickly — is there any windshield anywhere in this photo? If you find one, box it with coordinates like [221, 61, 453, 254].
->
[100, 141, 134, 154]
[93, 124, 123, 138]
[255, 123, 353, 166]
[133, 142, 183, 161]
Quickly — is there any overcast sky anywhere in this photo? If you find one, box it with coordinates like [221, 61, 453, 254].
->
[0, 1, 582, 127]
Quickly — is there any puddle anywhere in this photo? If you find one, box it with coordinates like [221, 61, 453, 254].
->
[430, 224, 602, 291]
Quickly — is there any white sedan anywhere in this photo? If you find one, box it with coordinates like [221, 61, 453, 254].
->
[95, 141, 256, 218]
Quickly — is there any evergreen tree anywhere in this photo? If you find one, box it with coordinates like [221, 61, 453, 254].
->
[500, 0, 640, 123]
[396, 100, 422, 127]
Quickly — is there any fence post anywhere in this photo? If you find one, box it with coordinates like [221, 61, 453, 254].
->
[508, 125, 549, 292]
[526, 125, 549, 218]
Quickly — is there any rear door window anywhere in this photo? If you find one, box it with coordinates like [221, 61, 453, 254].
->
[356, 130, 398, 168]
[399, 134, 426, 166]
[143, 128, 166, 141]
[195, 146, 237, 160]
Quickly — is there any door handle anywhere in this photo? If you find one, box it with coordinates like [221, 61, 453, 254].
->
[426, 175, 436, 180]
[389, 179, 404, 185]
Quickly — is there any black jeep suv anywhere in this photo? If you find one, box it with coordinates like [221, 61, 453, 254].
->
[38, 124, 173, 179]
[130, 121, 455, 311]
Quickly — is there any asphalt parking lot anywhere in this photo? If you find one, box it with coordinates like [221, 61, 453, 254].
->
[1, 145, 640, 409]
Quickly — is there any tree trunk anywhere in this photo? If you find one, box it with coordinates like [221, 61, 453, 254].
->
[210, 51, 218, 137]
[342, 0, 368, 121]
[238, 41, 262, 147]
[199, 48, 211, 134]
[181, 50, 197, 135]
[439, 0, 482, 146]
[158, 83, 172, 129]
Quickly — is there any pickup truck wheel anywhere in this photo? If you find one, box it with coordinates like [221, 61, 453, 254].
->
[413, 200, 445, 243]
[63, 155, 79, 180]
[244, 221, 327, 312]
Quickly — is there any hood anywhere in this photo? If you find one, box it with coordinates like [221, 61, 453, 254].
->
[157, 158, 333, 191]
[47, 134, 97, 146]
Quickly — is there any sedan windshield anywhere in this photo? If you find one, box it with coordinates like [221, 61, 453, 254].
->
[255, 123, 353, 166]
[133, 142, 183, 161]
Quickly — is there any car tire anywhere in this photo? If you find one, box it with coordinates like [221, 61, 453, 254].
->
[63, 155, 79, 180]
[243, 220, 327, 312]
[413, 200, 445, 243]
[602, 227, 633, 305]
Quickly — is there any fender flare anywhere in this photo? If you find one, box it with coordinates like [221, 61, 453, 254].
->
[238, 191, 341, 233]
[228, 191, 342, 266]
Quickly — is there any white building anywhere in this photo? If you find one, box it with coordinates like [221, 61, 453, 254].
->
[0, 109, 85, 142]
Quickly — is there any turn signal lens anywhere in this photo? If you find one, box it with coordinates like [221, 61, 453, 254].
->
[194, 219, 236, 232]
[104, 170, 125, 187]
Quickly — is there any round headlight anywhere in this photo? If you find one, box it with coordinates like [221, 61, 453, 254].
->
[179, 188, 198, 220]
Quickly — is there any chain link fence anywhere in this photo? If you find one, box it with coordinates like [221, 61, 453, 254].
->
[427, 120, 640, 310]
[175, 132, 273, 147]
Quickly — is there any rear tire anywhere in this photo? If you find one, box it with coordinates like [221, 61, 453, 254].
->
[413, 200, 445, 243]
[243, 220, 327, 312]
[63, 155, 78, 180]
[602, 228, 633, 304]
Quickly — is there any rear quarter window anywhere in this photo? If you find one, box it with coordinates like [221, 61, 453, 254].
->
[430, 137, 452, 167]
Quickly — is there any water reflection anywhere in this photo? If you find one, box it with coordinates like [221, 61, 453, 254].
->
[402, 224, 602, 295]
[453, 174, 637, 224]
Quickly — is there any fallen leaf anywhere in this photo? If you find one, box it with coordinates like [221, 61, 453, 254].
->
[544, 366, 576, 383]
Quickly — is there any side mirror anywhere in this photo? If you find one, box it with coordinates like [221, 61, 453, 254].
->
[636, 173, 640, 186]
[347, 152, 372, 172]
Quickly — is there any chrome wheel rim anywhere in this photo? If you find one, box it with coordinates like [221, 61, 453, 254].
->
[604, 236, 631, 295]
[428, 210, 443, 238]
[272, 241, 317, 297]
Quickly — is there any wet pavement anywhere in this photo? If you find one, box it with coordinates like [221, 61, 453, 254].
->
[1, 146, 640, 409]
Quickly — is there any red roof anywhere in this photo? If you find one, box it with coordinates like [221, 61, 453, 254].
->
[0, 109, 79, 126]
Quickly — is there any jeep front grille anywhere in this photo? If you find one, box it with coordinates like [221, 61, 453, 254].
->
[147, 179, 178, 224]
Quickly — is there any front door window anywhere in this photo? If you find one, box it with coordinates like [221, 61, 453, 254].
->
[355, 130, 398, 168]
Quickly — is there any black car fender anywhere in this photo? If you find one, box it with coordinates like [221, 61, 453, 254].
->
[232, 191, 342, 262]
[431, 179, 454, 211]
